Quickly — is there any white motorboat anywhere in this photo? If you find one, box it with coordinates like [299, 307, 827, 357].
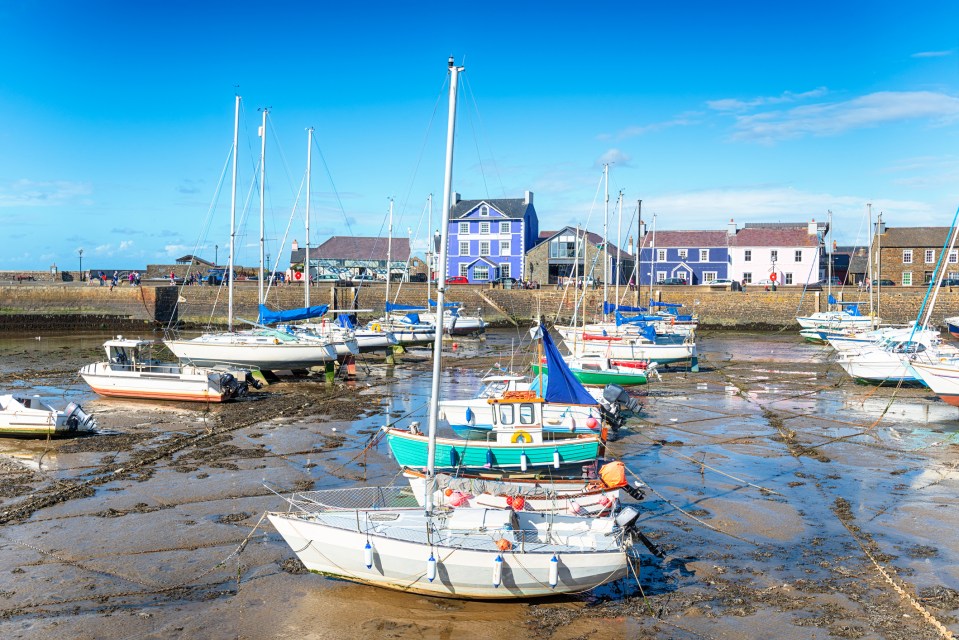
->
[0, 394, 96, 437]
[80, 337, 255, 402]
[557, 325, 698, 369]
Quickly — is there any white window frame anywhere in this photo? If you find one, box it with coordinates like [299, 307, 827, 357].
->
[656, 270, 667, 282]
[902, 272, 913, 286]
[703, 271, 718, 282]
[499, 263, 510, 278]
[699, 249, 709, 262]
[499, 221, 510, 234]
[678, 249, 688, 259]
[678, 272, 688, 282]
[903, 249, 913, 264]
[480, 221, 490, 235]
[656, 249, 666, 262]
[474, 265, 489, 280]
[459, 263, 469, 277]
[458, 241, 469, 256]
[950, 250, 958, 264]
[479, 204, 489, 216]
[479, 241, 490, 256]
[500, 240, 510, 255]
[743, 272, 752, 283]
[458, 221, 469, 235]
[770, 250, 778, 262]
[926, 249, 935, 263]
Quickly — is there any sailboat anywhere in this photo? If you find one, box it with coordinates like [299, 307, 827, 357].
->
[267, 58, 639, 599]
[165, 99, 344, 371]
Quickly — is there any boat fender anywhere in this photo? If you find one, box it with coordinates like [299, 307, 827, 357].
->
[465, 407, 474, 425]
[492, 554, 503, 587]
[448, 491, 468, 507]
[427, 553, 437, 582]
[600, 425, 609, 442]
[553, 448, 561, 469]
[512, 496, 525, 511]
[485, 448, 494, 468]
[585, 417, 599, 430]
[449, 448, 459, 466]
[496, 538, 512, 551]
[548, 554, 559, 588]
[364, 541, 373, 569]
[510, 430, 531, 443]
[520, 451, 529, 472]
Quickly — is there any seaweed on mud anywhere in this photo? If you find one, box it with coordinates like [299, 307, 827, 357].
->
[214, 512, 251, 525]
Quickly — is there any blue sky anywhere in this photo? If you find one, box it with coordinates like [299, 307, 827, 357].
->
[2, 1, 959, 270]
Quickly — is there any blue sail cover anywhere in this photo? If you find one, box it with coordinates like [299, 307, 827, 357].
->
[428, 299, 461, 307]
[385, 302, 426, 312]
[541, 325, 597, 406]
[258, 304, 329, 325]
[336, 314, 355, 330]
[842, 303, 861, 317]
[603, 302, 648, 314]
[828, 294, 838, 305]
[614, 313, 657, 341]
[650, 301, 683, 309]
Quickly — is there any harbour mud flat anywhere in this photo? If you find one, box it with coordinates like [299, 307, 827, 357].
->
[0, 330, 956, 639]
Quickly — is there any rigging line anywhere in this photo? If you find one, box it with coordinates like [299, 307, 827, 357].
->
[460, 74, 491, 200]
[462, 68, 507, 199]
[395, 74, 446, 232]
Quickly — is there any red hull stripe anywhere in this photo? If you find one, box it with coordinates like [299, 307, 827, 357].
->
[89, 387, 226, 403]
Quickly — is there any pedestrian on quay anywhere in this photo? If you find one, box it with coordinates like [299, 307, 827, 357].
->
[99, 271, 105, 287]
[741, 278, 747, 292]
[129, 272, 135, 286]
[169, 270, 176, 285]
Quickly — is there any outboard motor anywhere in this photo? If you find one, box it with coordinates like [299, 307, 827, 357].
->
[603, 384, 642, 415]
[616, 505, 665, 557]
[219, 373, 249, 399]
[245, 372, 263, 390]
[63, 402, 97, 432]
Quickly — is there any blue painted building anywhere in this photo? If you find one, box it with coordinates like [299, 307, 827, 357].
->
[636, 228, 732, 285]
[446, 192, 539, 283]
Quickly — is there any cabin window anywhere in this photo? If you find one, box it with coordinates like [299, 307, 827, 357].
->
[699, 249, 709, 261]
[926, 249, 935, 263]
[458, 222, 469, 235]
[458, 241, 469, 256]
[499, 404, 515, 424]
[744, 250, 752, 262]
[902, 272, 912, 286]
[499, 221, 510, 234]
[903, 250, 913, 264]
[519, 404, 535, 424]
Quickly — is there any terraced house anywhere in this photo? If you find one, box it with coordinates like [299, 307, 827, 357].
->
[636, 227, 731, 285]
[446, 192, 539, 283]
[870, 224, 956, 286]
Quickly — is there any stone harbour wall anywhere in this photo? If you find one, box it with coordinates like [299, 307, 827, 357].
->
[2, 282, 959, 331]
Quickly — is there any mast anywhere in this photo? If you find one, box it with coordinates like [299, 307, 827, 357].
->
[867, 203, 874, 317]
[602, 164, 609, 321]
[572, 223, 581, 328]
[650, 213, 657, 307]
[426, 57, 463, 510]
[636, 199, 642, 306]
[826, 209, 833, 300]
[305, 127, 314, 308]
[386, 197, 394, 310]
[228, 95, 240, 332]
[615, 190, 623, 313]
[258, 108, 267, 305]
[876, 210, 883, 321]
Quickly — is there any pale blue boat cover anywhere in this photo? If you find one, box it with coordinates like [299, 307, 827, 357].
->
[827, 295, 862, 317]
[385, 302, 426, 312]
[541, 325, 597, 405]
[258, 304, 329, 325]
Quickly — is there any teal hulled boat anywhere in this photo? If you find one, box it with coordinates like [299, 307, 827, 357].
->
[384, 426, 602, 470]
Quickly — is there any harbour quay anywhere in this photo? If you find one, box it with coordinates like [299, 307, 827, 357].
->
[3, 281, 959, 330]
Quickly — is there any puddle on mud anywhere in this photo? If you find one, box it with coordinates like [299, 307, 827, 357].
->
[0, 329, 956, 639]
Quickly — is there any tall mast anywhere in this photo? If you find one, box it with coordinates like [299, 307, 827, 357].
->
[305, 127, 314, 308]
[258, 108, 267, 306]
[228, 95, 240, 332]
[426, 57, 463, 509]
[386, 197, 394, 309]
[650, 213, 657, 306]
[876, 210, 883, 320]
[826, 209, 833, 299]
[636, 199, 642, 305]
[867, 203, 874, 317]
[615, 190, 623, 312]
[572, 223, 581, 328]
[602, 163, 609, 321]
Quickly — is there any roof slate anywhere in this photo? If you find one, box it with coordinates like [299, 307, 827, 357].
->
[290, 236, 411, 263]
[728, 228, 819, 247]
[452, 198, 531, 219]
[638, 230, 730, 248]
[878, 227, 951, 248]
[537, 226, 633, 259]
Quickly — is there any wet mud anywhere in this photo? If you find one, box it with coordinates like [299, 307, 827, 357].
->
[0, 329, 956, 638]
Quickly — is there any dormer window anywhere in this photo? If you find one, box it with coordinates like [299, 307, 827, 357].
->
[479, 205, 489, 216]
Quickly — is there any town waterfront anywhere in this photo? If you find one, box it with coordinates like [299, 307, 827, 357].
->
[0, 328, 956, 639]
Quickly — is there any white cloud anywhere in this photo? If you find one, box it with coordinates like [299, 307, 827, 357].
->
[0, 179, 93, 207]
[602, 112, 702, 141]
[163, 244, 193, 256]
[912, 50, 954, 58]
[727, 91, 959, 143]
[595, 148, 632, 168]
[119, 240, 134, 251]
[707, 87, 829, 112]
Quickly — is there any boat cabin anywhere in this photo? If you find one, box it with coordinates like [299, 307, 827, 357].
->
[103, 337, 162, 368]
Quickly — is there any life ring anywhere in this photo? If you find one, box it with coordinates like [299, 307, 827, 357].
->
[294, 271, 303, 281]
[371, 322, 382, 332]
[510, 430, 532, 443]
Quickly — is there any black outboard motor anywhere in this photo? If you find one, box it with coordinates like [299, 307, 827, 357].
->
[219, 373, 249, 399]
[603, 384, 642, 415]
[63, 402, 97, 432]
[245, 372, 263, 390]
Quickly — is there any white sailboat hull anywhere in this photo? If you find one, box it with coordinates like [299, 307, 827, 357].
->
[165, 334, 339, 369]
[79, 362, 236, 402]
[268, 502, 629, 599]
[911, 361, 959, 406]
[796, 313, 878, 330]
[560, 331, 697, 366]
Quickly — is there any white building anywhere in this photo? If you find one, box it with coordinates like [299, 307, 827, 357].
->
[728, 220, 826, 286]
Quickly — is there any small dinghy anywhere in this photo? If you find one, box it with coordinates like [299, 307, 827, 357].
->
[0, 394, 97, 437]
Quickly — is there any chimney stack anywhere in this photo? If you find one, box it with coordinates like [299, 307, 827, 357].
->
[292, 239, 299, 252]
[728, 218, 737, 237]
[808, 219, 817, 236]
[525, 190, 534, 205]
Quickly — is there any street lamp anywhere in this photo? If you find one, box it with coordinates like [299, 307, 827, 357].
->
[78, 248, 84, 282]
